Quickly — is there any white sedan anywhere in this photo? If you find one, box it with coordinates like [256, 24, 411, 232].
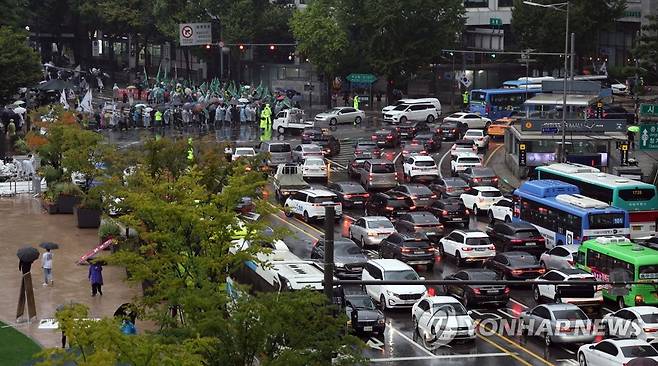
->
[488, 198, 512, 223]
[301, 157, 328, 181]
[412, 296, 475, 346]
[602, 306, 658, 343]
[578, 339, 658, 366]
[232, 147, 256, 161]
[442, 112, 492, 130]
[462, 129, 490, 149]
[539, 245, 580, 270]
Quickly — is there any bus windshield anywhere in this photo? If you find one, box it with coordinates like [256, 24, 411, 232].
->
[589, 213, 626, 229]
[470, 91, 486, 103]
[639, 265, 658, 280]
[619, 188, 656, 201]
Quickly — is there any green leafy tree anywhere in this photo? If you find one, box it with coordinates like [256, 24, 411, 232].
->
[634, 15, 658, 82]
[0, 26, 42, 103]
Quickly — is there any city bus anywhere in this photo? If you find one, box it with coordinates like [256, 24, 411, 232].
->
[502, 76, 554, 89]
[513, 180, 630, 248]
[469, 87, 540, 120]
[577, 236, 658, 307]
[535, 163, 658, 239]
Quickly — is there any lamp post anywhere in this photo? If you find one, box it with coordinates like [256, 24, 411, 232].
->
[523, 1, 570, 162]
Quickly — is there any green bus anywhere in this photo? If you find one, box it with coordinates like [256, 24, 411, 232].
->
[577, 236, 658, 308]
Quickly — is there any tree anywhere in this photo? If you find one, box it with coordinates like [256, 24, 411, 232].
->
[0, 26, 42, 103]
[634, 15, 658, 82]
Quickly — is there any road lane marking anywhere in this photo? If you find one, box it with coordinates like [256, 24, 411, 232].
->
[476, 333, 533, 366]
[387, 324, 435, 357]
[268, 212, 319, 240]
[478, 322, 555, 366]
[483, 143, 504, 166]
[561, 347, 575, 355]
[326, 158, 347, 170]
[498, 309, 516, 318]
[438, 149, 451, 179]
[369, 353, 513, 362]
[510, 298, 529, 309]
[602, 307, 614, 313]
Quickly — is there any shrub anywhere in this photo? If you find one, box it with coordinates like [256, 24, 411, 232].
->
[54, 182, 83, 197]
[99, 220, 121, 240]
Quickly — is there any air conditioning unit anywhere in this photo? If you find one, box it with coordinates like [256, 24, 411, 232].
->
[555, 194, 609, 209]
[595, 236, 631, 245]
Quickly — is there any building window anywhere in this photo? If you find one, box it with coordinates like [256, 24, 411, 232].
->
[464, 0, 488, 8]
[498, 0, 513, 7]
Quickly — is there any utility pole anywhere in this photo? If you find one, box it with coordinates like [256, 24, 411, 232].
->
[323, 206, 335, 303]
[570, 33, 575, 80]
[560, 2, 570, 162]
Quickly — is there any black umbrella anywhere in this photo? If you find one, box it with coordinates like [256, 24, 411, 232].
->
[628, 358, 658, 366]
[39, 242, 60, 250]
[16, 246, 40, 262]
[114, 303, 138, 323]
[34, 79, 75, 91]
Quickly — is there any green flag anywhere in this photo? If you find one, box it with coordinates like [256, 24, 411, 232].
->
[143, 66, 149, 88]
[155, 62, 161, 83]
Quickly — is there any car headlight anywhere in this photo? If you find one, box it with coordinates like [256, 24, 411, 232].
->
[385, 290, 396, 297]
[378, 318, 385, 325]
[334, 262, 345, 268]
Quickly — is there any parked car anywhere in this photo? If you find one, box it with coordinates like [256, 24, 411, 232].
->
[383, 103, 438, 124]
[443, 112, 492, 130]
[450, 139, 478, 157]
[486, 222, 546, 256]
[488, 198, 513, 223]
[402, 155, 439, 183]
[462, 129, 490, 150]
[450, 153, 482, 176]
[348, 157, 369, 179]
[284, 188, 342, 223]
[533, 269, 603, 312]
[435, 120, 467, 141]
[412, 133, 441, 152]
[484, 251, 545, 280]
[396, 120, 429, 139]
[578, 339, 658, 366]
[371, 128, 400, 148]
[348, 216, 397, 248]
[311, 238, 368, 279]
[539, 245, 580, 270]
[364, 191, 416, 219]
[393, 212, 444, 243]
[339, 286, 386, 335]
[520, 304, 595, 346]
[427, 199, 469, 227]
[354, 141, 381, 159]
[292, 143, 323, 162]
[389, 184, 437, 208]
[458, 167, 498, 188]
[362, 259, 426, 311]
[327, 181, 370, 208]
[429, 177, 471, 199]
[442, 269, 510, 307]
[412, 296, 476, 344]
[257, 141, 292, 167]
[602, 306, 658, 342]
[437, 230, 496, 266]
[359, 159, 398, 191]
[379, 232, 435, 269]
[460, 186, 504, 216]
[315, 107, 365, 126]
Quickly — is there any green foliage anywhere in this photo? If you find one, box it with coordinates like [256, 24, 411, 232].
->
[0, 26, 42, 103]
[0, 320, 41, 366]
[99, 219, 122, 240]
[80, 187, 103, 210]
[13, 138, 29, 155]
[634, 15, 658, 82]
[54, 182, 84, 197]
[41, 165, 62, 186]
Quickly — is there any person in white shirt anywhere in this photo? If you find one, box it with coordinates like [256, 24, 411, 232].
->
[42, 249, 53, 286]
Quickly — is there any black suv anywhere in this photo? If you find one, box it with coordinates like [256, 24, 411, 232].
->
[327, 181, 370, 208]
[412, 132, 442, 152]
[436, 121, 467, 140]
[371, 128, 400, 148]
[459, 167, 499, 187]
[339, 285, 385, 335]
[311, 238, 368, 279]
[428, 177, 471, 198]
[486, 222, 546, 257]
[393, 212, 444, 243]
[484, 252, 545, 280]
[301, 128, 340, 156]
[389, 184, 437, 208]
[364, 192, 415, 219]
[427, 199, 469, 227]
[379, 232, 435, 269]
[441, 269, 510, 307]
[397, 120, 429, 140]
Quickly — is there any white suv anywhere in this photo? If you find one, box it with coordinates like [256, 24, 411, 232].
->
[533, 269, 603, 308]
[362, 259, 426, 311]
[301, 157, 328, 181]
[284, 188, 342, 222]
[450, 153, 482, 176]
[402, 155, 439, 182]
[460, 186, 503, 216]
[462, 129, 490, 149]
[438, 230, 496, 266]
[383, 103, 439, 124]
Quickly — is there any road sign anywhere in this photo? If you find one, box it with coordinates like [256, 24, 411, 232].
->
[346, 73, 376, 84]
[640, 103, 658, 116]
[522, 119, 626, 133]
[541, 127, 559, 134]
[179, 23, 212, 46]
[218, 41, 225, 48]
[490, 18, 503, 27]
[639, 124, 658, 150]
[519, 143, 527, 166]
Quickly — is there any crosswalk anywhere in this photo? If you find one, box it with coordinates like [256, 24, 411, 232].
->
[327, 139, 356, 172]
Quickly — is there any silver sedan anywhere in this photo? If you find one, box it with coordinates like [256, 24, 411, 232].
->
[314, 107, 366, 126]
[348, 216, 396, 248]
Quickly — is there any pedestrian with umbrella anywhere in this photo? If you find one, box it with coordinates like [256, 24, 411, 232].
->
[628, 125, 640, 150]
[16, 246, 40, 321]
[88, 258, 104, 296]
[39, 242, 58, 286]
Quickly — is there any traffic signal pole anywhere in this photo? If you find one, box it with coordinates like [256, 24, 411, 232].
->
[323, 206, 335, 302]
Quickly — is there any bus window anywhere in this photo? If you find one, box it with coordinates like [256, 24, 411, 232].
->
[589, 213, 626, 229]
[639, 265, 658, 279]
[619, 189, 656, 202]
[587, 249, 602, 269]
[470, 91, 486, 103]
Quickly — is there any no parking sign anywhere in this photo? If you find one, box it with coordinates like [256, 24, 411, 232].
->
[179, 23, 212, 46]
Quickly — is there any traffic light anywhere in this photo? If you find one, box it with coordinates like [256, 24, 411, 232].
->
[269, 44, 276, 51]
[205, 44, 211, 49]
[239, 44, 245, 51]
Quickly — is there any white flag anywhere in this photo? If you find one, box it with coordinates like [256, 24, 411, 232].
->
[60, 89, 70, 109]
[80, 89, 93, 113]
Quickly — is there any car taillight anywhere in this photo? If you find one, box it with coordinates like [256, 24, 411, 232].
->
[386, 134, 393, 139]
[464, 187, 471, 191]
[446, 187, 453, 192]
[385, 206, 394, 211]
[442, 210, 449, 216]
[464, 209, 470, 214]
[473, 178, 481, 182]
[511, 270, 523, 276]
[488, 245, 495, 250]
[636, 295, 645, 304]
[510, 239, 523, 244]
[472, 288, 481, 295]
[427, 287, 436, 296]
[355, 149, 361, 154]
[644, 327, 658, 333]
[452, 129, 457, 132]
[403, 150, 409, 155]
[371, 135, 377, 140]
[343, 194, 353, 199]
[420, 150, 427, 155]
[426, 247, 434, 253]
[368, 173, 373, 181]
[462, 247, 473, 251]
[492, 177, 499, 182]
[430, 194, 437, 199]
[504, 287, 511, 294]
[401, 247, 413, 253]
[538, 268, 546, 274]
[412, 139, 419, 144]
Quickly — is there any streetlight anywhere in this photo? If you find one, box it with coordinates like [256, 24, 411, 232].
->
[523, 0, 569, 162]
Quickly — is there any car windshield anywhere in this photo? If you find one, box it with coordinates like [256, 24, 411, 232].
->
[405, 145, 424, 151]
[481, 190, 502, 197]
[269, 144, 291, 152]
[641, 313, 658, 323]
[552, 309, 588, 321]
[471, 168, 495, 177]
[514, 229, 541, 239]
[335, 242, 363, 256]
[408, 186, 432, 195]
[465, 237, 491, 246]
[432, 303, 468, 316]
[411, 214, 439, 224]
[415, 160, 436, 167]
[465, 131, 482, 137]
[368, 220, 394, 229]
[235, 149, 255, 155]
[326, 108, 342, 114]
[340, 184, 366, 194]
[310, 196, 339, 203]
[347, 297, 376, 310]
[459, 157, 481, 164]
[306, 159, 325, 166]
[621, 345, 658, 358]
[385, 270, 419, 281]
[446, 179, 468, 187]
[403, 239, 431, 248]
[467, 271, 500, 280]
[371, 164, 395, 173]
[507, 255, 539, 267]
[304, 146, 322, 153]
[449, 113, 465, 118]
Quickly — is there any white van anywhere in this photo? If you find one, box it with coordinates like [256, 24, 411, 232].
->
[382, 98, 442, 115]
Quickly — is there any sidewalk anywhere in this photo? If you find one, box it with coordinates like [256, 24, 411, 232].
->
[0, 196, 139, 349]
[484, 141, 522, 193]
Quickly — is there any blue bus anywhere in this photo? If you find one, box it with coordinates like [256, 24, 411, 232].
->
[502, 76, 555, 89]
[469, 88, 540, 120]
[513, 180, 630, 248]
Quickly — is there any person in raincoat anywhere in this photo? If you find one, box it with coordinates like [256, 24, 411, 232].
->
[260, 103, 272, 130]
[462, 91, 469, 110]
[88, 262, 103, 296]
[154, 110, 163, 128]
[353, 94, 360, 110]
[187, 137, 194, 161]
[240, 105, 247, 124]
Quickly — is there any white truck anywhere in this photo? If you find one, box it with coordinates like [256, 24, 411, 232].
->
[272, 163, 310, 203]
[272, 108, 314, 134]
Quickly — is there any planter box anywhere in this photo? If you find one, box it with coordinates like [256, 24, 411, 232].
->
[75, 207, 101, 228]
[56, 194, 81, 214]
[41, 199, 58, 214]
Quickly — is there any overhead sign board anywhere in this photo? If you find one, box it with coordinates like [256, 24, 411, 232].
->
[640, 124, 658, 150]
[179, 23, 212, 46]
[640, 104, 658, 117]
[346, 73, 377, 84]
[521, 119, 626, 133]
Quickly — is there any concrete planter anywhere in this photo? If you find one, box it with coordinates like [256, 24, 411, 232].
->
[56, 194, 81, 214]
[41, 199, 58, 214]
[74, 207, 101, 228]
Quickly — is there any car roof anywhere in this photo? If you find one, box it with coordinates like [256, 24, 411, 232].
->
[442, 177, 467, 183]
[301, 143, 321, 149]
[449, 112, 467, 117]
[502, 251, 536, 258]
[497, 222, 536, 230]
[473, 186, 499, 192]
[398, 232, 429, 240]
[465, 129, 485, 134]
[300, 188, 336, 196]
[550, 268, 591, 276]
[363, 216, 390, 221]
[367, 159, 393, 164]
[410, 155, 435, 161]
[455, 139, 475, 144]
[539, 303, 581, 311]
[304, 157, 325, 162]
[628, 306, 658, 315]
[598, 339, 650, 346]
[369, 259, 414, 271]
[426, 296, 461, 305]
[454, 152, 479, 158]
[414, 133, 434, 138]
[460, 268, 497, 274]
[335, 181, 361, 187]
[455, 230, 488, 237]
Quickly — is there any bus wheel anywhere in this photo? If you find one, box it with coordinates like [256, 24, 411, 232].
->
[617, 297, 626, 309]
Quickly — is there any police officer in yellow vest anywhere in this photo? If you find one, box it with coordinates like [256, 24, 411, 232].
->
[462, 91, 469, 110]
[353, 95, 359, 110]
[260, 103, 272, 130]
